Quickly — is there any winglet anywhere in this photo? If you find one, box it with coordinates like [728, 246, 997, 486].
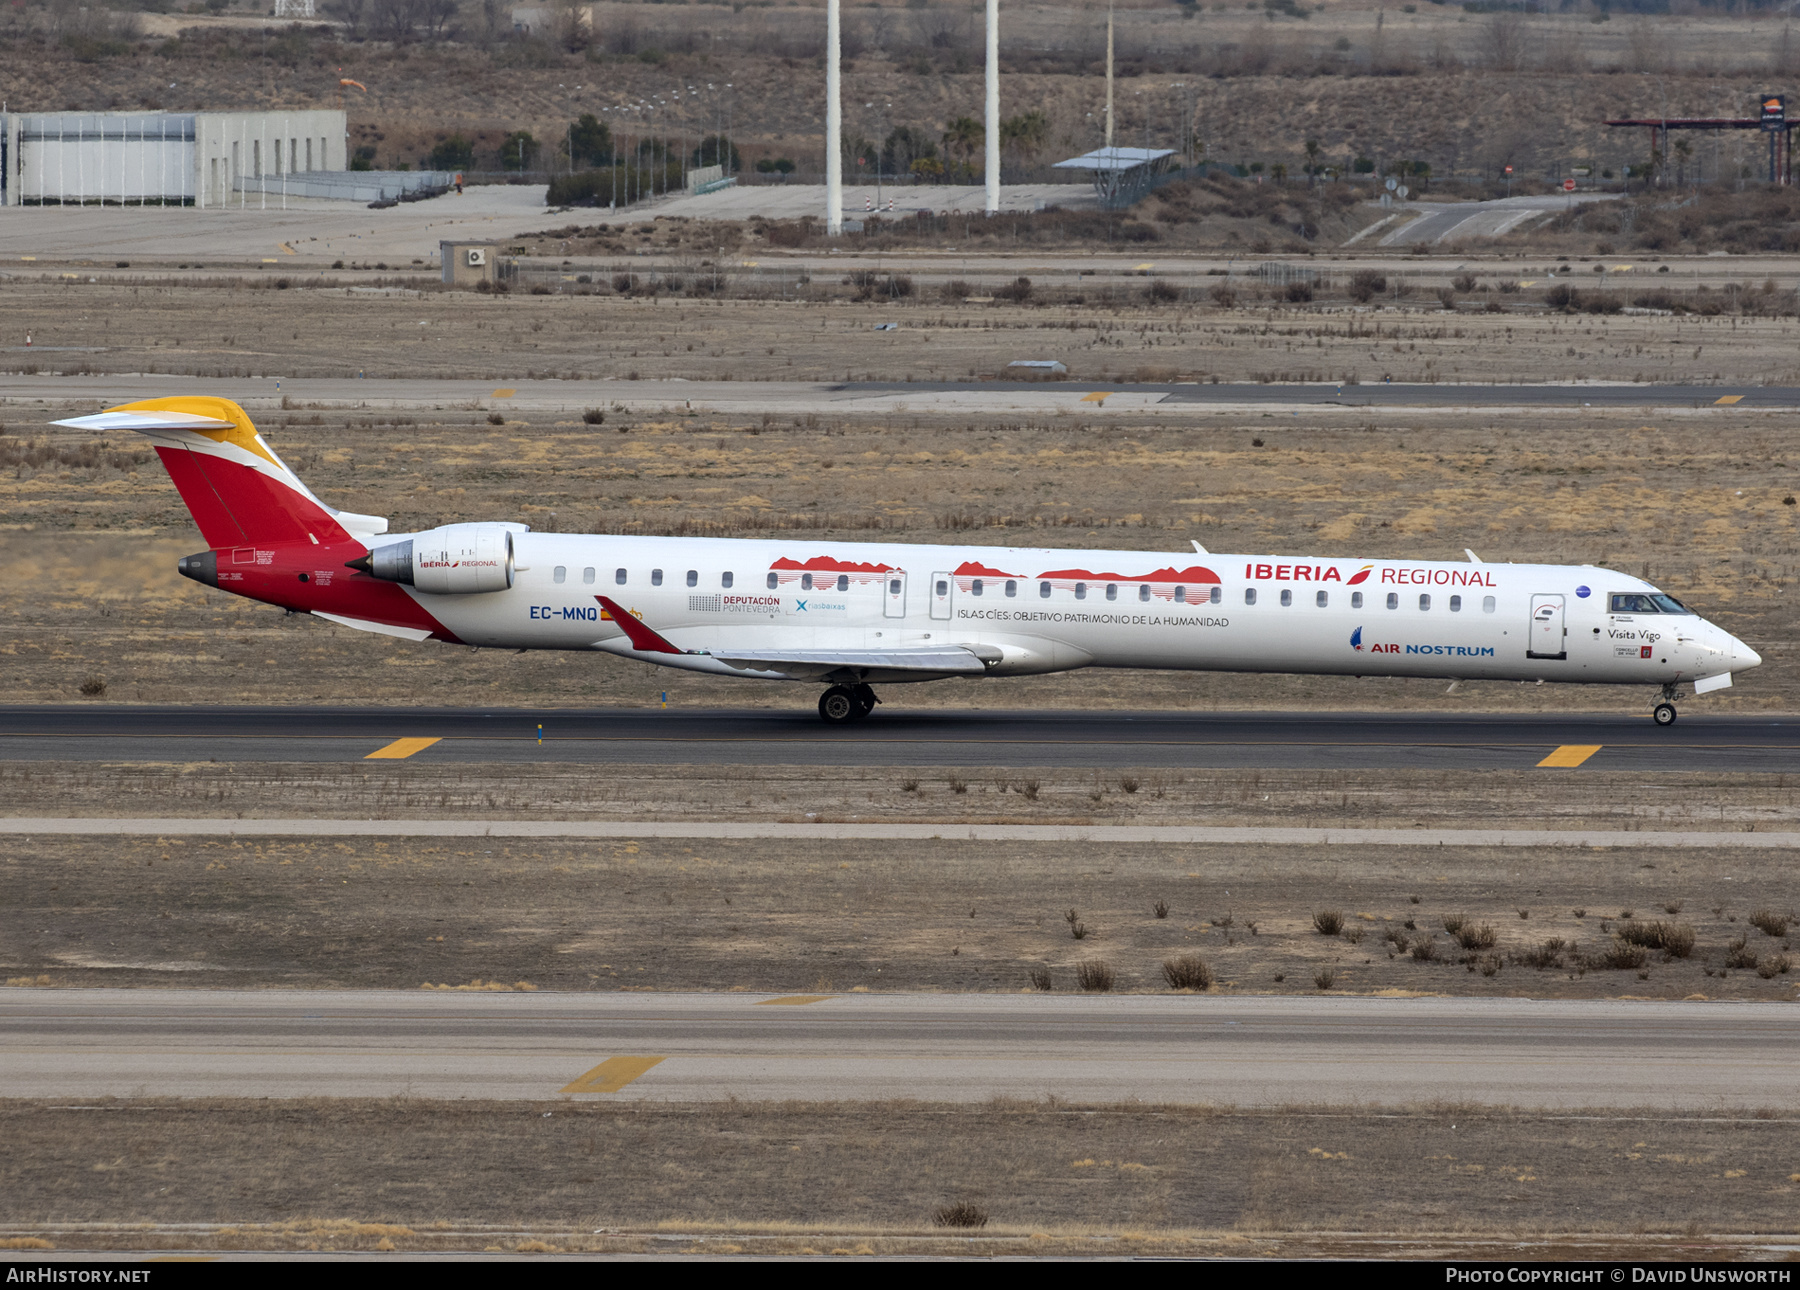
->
[595, 596, 684, 654]
[1465, 549, 1482, 564]
[1191, 540, 1209, 555]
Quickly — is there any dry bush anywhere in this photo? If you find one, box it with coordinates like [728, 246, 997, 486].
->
[1145, 279, 1181, 305]
[933, 1201, 989, 1229]
[1284, 281, 1314, 304]
[1152, 899, 1168, 919]
[77, 675, 107, 698]
[1618, 920, 1696, 959]
[1587, 941, 1649, 971]
[1028, 966, 1052, 991]
[1384, 927, 1410, 954]
[1478, 954, 1502, 978]
[1456, 922, 1498, 951]
[1441, 913, 1467, 936]
[1075, 960, 1114, 992]
[1757, 954, 1791, 980]
[1517, 938, 1568, 970]
[1725, 937, 1760, 970]
[1064, 908, 1087, 941]
[1161, 954, 1213, 991]
[581, 408, 605, 425]
[1410, 936, 1441, 962]
[994, 276, 1033, 304]
[1313, 968, 1336, 990]
[1208, 283, 1238, 309]
[940, 279, 971, 302]
[1312, 909, 1344, 936]
[1748, 910, 1791, 938]
[1347, 269, 1386, 303]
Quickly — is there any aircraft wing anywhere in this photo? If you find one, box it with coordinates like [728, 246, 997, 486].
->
[592, 596, 996, 679]
[711, 647, 993, 678]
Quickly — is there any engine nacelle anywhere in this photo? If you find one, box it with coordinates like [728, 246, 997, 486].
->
[351, 523, 517, 595]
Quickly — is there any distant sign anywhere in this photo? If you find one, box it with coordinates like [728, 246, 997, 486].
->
[1570, 165, 1591, 177]
[1762, 94, 1786, 131]
[1563, 178, 1577, 192]
[1504, 165, 1513, 175]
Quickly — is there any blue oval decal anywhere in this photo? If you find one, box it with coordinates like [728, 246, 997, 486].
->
[1575, 585, 1591, 598]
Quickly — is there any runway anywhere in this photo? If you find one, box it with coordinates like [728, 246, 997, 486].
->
[6, 373, 1796, 419]
[3, 990, 1794, 1107]
[0, 706, 1792, 771]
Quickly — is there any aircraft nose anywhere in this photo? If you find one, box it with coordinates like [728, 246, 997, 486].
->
[1732, 636, 1763, 670]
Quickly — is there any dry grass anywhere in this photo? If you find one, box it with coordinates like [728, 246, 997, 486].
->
[4, 1098, 1799, 1253]
[10, 831, 1800, 998]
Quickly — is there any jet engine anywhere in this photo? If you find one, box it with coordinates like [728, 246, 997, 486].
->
[348, 523, 517, 595]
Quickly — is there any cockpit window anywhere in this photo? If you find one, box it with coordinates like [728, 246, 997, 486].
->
[1610, 593, 1691, 614]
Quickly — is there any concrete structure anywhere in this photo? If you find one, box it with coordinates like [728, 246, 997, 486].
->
[1, 109, 346, 208]
[267, 169, 457, 204]
[441, 240, 504, 288]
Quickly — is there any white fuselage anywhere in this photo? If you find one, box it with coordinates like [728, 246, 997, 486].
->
[389, 532, 1757, 690]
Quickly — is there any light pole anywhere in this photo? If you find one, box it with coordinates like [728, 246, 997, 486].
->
[984, 0, 999, 214]
[826, 0, 842, 235]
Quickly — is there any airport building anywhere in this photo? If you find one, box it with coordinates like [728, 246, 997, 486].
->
[0, 109, 347, 208]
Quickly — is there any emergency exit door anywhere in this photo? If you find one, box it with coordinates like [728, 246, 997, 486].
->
[1528, 594, 1566, 660]
[884, 570, 907, 618]
[929, 571, 953, 620]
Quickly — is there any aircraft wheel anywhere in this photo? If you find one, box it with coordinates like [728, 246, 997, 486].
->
[1653, 702, 1678, 727]
[851, 683, 878, 719]
[819, 686, 858, 723]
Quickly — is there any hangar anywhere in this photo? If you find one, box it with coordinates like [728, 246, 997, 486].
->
[0, 109, 347, 208]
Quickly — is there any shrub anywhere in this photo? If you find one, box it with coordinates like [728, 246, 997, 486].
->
[1725, 937, 1759, 970]
[1064, 908, 1087, 940]
[1162, 954, 1213, 990]
[1436, 286, 1458, 310]
[1441, 913, 1467, 936]
[941, 278, 971, 301]
[1384, 928, 1410, 953]
[1410, 936, 1440, 962]
[1757, 953, 1791, 979]
[1452, 273, 1478, 292]
[1208, 283, 1238, 308]
[487, 412, 505, 426]
[933, 1202, 989, 1229]
[1347, 269, 1386, 303]
[1749, 909, 1791, 938]
[1618, 920, 1695, 959]
[1075, 960, 1114, 992]
[78, 675, 106, 698]
[1587, 941, 1648, 971]
[995, 276, 1033, 303]
[1543, 283, 1575, 310]
[1146, 279, 1181, 304]
[1313, 968, 1336, 990]
[1028, 966, 1052, 991]
[1152, 899, 1168, 919]
[1284, 281, 1314, 304]
[1456, 922, 1498, 951]
[582, 409, 605, 425]
[1307, 909, 1342, 936]
[1517, 938, 1567, 970]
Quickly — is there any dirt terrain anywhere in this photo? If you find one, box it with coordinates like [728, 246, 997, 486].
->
[4, 1099, 1798, 1256]
[5, 826, 1796, 998]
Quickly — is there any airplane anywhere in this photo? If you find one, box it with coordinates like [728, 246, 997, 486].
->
[57, 395, 1761, 727]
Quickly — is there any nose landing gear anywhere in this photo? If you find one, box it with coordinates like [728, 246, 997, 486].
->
[1652, 682, 1679, 727]
[818, 682, 880, 723]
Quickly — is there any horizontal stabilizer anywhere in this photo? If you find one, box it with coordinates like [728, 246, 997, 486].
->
[54, 410, 235, 432]
[714, 647, 991, 676]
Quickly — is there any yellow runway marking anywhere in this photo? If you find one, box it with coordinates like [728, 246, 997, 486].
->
[1715, 395, 1745, 405]
[1080, 392, 1111, 404]
[1538, 744, 1602, 768]
[756, 994, 834, 1006]
[1133, 262, 1154, 271]
[278, 242, 297, 255]
[560, 1055, 665, 1094]
[491, 387, 517, 398]
[365, 737, 442, 760]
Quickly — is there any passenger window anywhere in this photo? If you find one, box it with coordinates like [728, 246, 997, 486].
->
[768, 572, 778, 590]
[1386, 592, 1399, 610]
[553, 566, 566, 584]
[1419, 594, 1430, 611]
[1245, 588, 1257, 606]
[1279, 589, 1291, 607]
[836, 574, 848, 592]
[651, 569, 663, 587]
[971, 579, 984, 597]
[889, 578, 901, 596]
[583, 567, 595, 585]
[1449, 595, 1462, 612]
[1175, 586, 1188, 603]
[1482, 595, 1496, 613]
[1316, 590, 1328, 608]
[1209, 586, 1221, 605]
[1105, 583, 1118, 601]
[615, 568, 627, 585]
[722, 572, 733, 589]
[1005, 580, 1017, 598]
[801, 573, 813, 591]
[935, 579, 948, 597]
[1139, 584, 1151, 602]
[686, 570, 698, 588]
[1039, 581, 1051, 598]
[1074, 582, 1087, 600]
[1351, 591, 1363, 609]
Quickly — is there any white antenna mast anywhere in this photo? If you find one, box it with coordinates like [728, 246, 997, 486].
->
[826, 0, 842, 235]
[985, 0, 999, 214]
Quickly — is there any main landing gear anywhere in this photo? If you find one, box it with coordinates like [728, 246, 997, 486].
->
[818, 683, 879, 723]
[1653, 682, 1679, 727]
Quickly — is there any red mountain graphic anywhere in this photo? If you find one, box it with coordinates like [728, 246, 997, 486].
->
[770, 556, 896, 574]
[953, 561, 1021, 579]
[1036, 564, 1220, 583]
